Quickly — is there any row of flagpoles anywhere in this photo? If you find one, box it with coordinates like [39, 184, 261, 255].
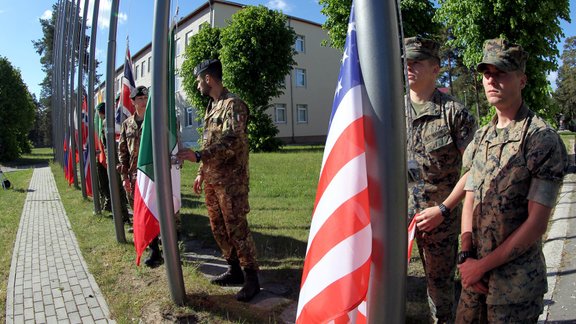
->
[50, 0, 185, 304]
[50, 0, 412, 321]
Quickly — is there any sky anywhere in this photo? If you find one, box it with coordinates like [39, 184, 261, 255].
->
[0, 0, 575, 101]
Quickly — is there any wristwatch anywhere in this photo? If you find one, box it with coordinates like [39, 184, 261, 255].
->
[457, 251, 474, 264]
[438, 203, 451, 218]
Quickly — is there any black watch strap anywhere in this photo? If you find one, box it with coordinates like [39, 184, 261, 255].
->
[439, 203, 451, 218]
[458, 251, 474, 264]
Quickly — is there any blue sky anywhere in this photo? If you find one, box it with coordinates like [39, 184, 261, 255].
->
[0, 0, 574, 101]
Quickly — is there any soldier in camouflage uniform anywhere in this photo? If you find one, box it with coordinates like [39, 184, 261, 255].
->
[178, 59, 260, 302]
[118, 86, 165, 267]
[404, 36, 477, 323]
[456, 39, 568, 323]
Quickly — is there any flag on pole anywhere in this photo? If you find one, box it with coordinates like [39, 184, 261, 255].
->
[81, 93, 93, 197]
[407, 216, 417, 264]
[115, 45, 136, 140]
[296, 4, 372, 323]
[132, 25, 181, 266]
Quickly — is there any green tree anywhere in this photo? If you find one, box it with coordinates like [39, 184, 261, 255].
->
[319, 0, 440, 50]
[554, 36, 576, 130]
[0, 57, 36, 161]
[33, 1, 99, 148]
[435, 0, 570, 121]
[180, 25, 222, 118]
[181, 6, 296, 152]
[220, 5, 296, 152]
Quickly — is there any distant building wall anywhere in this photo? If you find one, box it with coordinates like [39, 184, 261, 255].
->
[95, 0, 341, 147]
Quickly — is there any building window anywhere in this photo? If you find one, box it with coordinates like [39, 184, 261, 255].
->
[185, 107, 194, 127]
[148, 57, 151, 73]
[297, 104, 308, 123]
[186, 31, 194, 47]
[135, 66, 139, 80]
[175, 76, 181, 92]
[141, 61, 145, 77]
[274, 104, 287, 124]
[295, 68, 306, 87]
[199, 22, 209, 30]
[295, 35, 305, 53]
[176, 38, 182, 57]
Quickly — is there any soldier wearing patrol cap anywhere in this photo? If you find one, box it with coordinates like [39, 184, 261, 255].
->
[456, 39, 568, 323]
[117, 85, 164, 267]
[178, 59, 260, 302]
[404, 36, 477, 323]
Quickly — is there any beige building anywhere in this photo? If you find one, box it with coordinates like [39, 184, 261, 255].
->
[97, 0, 341, 147]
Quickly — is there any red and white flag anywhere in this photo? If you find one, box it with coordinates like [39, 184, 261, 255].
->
[296, 4, 372, 323]
[115, 45, 136, 140]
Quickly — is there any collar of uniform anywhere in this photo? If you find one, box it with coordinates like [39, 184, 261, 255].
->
[411, 89, 443, 119]
[486, 102, 531, 145]
[217, 88, 231, 101]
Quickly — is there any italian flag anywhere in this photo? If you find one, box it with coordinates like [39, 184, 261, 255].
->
[132, 93, 181, 265]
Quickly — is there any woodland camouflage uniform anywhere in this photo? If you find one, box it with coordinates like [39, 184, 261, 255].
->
[197, 89, 258, 270]
[456, 38, 568, 323]
[406, 36, 477, 323]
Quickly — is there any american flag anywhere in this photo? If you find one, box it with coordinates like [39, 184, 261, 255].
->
[116, 45, 136, 139]
[296, 4, 372, 323]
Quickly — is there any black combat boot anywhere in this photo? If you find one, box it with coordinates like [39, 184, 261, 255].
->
[236, 268, 260, 302]
[211, 259, 244, 286]
[144, 237, 163, 268]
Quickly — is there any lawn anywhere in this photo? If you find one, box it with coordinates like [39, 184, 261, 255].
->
[1, 146, 431, 323]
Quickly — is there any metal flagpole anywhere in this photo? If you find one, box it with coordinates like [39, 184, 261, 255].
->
[355, 0, 407, 322]
[105, 0, 127, 243]
[52, 0, 64, 164]
[88, 0, 101, 213]
[63, 0, 72, 177]
[77, 0, 89, 198]
[70, 0, 81, 188]
[151, 0, 186, 305]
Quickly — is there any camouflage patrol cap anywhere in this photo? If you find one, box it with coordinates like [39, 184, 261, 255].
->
[404, 37, 440, 61]
[477, 38, 529, 73]
[130, 85, 149, 99]
[193, 59, 221, 77]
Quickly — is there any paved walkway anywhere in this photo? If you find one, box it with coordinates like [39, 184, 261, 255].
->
[5, 167, 114, 324]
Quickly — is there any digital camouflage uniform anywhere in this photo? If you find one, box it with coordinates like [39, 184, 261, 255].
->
[456, 39, 568, 323]
[409, 89, 477, 321]
[198, 89, 258, 270]
[456, 104, 567, 323]
[118, 115, 143, 208]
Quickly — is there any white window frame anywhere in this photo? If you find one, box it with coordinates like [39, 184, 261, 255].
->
[296, 104, 308, 124]
[141, 61, 145, 78]
[295, 68, 306, 88]
[176, 38, 182, 57]
[185, 107, 194, 127]
[295, 35, 305, 53]
[274, 104, 287, 124]
[147, 57, 151, 73]
[135, 65, 139, 80]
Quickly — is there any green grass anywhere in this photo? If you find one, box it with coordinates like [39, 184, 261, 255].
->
[48, 145, 324, 323]
[2, 146, 431, 323]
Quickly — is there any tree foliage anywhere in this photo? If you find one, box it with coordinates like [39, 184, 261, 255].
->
[32, 1, 99, 148]
[181, 6, 296, 152]
[318, 0, 440, 50]
[0, 57, 36, 161]
[180, 25, 222, 117]
[554, 36, 576, 129]
[435, 0, 570, 121]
